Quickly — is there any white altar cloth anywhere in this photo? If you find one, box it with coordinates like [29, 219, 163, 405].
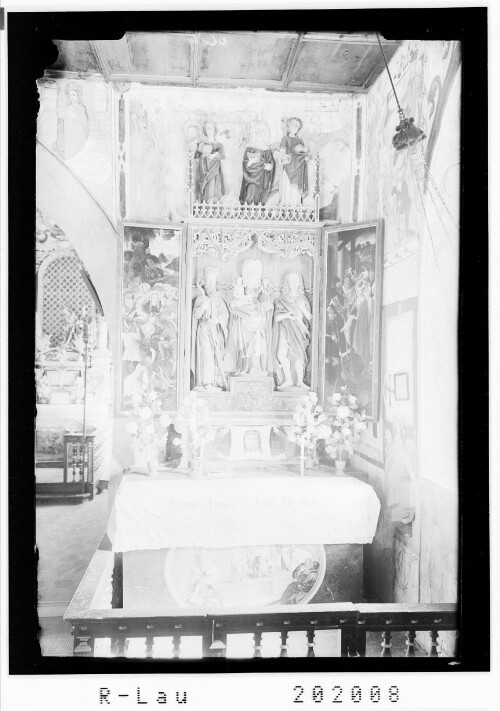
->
[108, 473, 380, 552]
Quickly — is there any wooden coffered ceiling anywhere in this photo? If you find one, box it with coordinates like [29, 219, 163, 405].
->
[47, 31, 401, 94]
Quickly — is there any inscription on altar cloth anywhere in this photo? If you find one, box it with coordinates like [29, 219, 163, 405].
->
[166, 495, 314, 512]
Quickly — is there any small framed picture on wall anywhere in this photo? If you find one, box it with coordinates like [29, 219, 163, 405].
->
[393, 371, 410, 401]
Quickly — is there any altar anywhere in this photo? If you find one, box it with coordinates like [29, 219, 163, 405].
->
[112, 108, 384, 616]
[108, 470, 380, 611]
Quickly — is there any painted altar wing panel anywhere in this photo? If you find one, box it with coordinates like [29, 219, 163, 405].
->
[322, 221, 383, 420]
[121, 225, 182, 414]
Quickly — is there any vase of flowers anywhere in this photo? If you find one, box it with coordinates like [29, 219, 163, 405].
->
[125, 390, 171, 474]
[289, 393, 332, 476]
[326, 389, 366, 475]
[175, 392, 216, 478]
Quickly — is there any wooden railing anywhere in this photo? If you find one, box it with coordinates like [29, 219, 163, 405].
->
[64, 550, 457, 659]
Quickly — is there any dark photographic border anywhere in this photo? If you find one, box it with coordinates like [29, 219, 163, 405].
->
[8, 7, 489, 674]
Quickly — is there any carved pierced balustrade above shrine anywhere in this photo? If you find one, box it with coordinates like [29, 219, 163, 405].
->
[190, 224, 317, 261]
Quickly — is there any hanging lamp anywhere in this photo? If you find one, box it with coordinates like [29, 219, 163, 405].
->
[376, 32, 426, 151]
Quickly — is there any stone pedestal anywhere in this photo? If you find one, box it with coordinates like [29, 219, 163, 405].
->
[228, 375, 275, 396]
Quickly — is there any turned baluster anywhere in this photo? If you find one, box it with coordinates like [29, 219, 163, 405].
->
[406, 630, 416, 657]
[172, 628, 182, 659]
[253, 630, 263, 658]
[116, 625, 128, 656]
[381, 630, 392, 657]
[209, 639, 227, 658]
[354, 628, 367, 657]
[71, 443, 77, 482]
[73, 625, 94, 657]
[429, 630, 439, 656]
[145, 625, 155, 658]
[280, 630, 289, 658]
[306, 629, 315, 658]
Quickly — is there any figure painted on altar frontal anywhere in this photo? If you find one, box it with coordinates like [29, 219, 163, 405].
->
[239, 121, 275, 205]
[279, 117, 311, 206]
[227, 259, 274, 377]
[279, 557, 320, 605]
[192, 267, 229, 392]
[195, 121, 226, 203]
[273, 272, 312, 389]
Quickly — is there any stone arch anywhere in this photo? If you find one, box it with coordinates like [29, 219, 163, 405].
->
[36, 141, 119, 359]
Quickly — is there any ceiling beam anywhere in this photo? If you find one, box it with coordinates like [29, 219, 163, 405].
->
[362, 48, 392, 90]
[44, 69, 103, 80]
[90, 40, 110, 81]
[194, 76, 285, 91]
[189, 32, 201, 87]
[302, 32, 400, 45]
[281, 32, 304, 91]
[287, 80, 367, 94]
[43, 68, 369, 94]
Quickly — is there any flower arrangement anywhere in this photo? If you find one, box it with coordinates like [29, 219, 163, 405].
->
[125, 389, 171, 472]
[289, 392, 332, 476]
[175, 392, 216, 477]
[326, 388, 366, 472]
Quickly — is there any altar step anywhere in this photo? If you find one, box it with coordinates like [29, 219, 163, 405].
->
[37, 492, 92, 500]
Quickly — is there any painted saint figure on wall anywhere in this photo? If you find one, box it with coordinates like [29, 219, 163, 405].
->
[239, 122, 275, 205]
[279, 117, 310, 205]
[273, 272, 312, 389]
[195, 121, 227, 203]
[192, 267, 230, 391]
[55, 82, 89, 161]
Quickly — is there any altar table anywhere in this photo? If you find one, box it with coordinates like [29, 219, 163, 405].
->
[108, 472, 380, 552]
[107, 471, 380, 610]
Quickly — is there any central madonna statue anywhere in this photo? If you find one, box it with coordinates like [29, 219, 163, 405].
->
[226, 259, 274, 377]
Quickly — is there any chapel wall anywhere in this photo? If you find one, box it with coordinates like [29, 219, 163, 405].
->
[361, 39, 461, 628]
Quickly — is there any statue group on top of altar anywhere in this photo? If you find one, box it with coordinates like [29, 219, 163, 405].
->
[192, 117, 311, 207]
[192, 260, 312, 392]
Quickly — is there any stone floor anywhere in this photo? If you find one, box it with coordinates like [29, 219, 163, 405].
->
[36, 489, 110, 613]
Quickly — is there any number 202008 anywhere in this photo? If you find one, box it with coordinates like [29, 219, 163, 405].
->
[293, 685, 400, 704]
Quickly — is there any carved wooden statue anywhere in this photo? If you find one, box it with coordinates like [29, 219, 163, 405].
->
[227, 259, 274, 377]
[192, 267, 229, 391]
[272, 272, 312, 388]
